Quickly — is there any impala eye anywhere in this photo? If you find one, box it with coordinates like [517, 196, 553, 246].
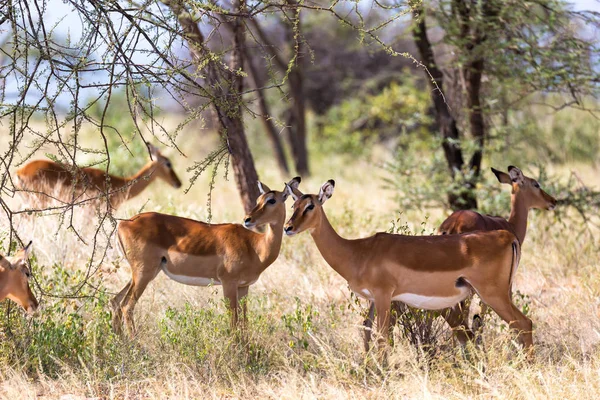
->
[307, 204, 314, 211]
[533, 182, 540, 188]
[165, 161, 172, 168]
[267, 199, 276, 205]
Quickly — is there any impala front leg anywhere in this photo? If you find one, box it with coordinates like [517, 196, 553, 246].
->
[363, 302, 376, 352]
[373, 291, 393, 348]
[223, 282, 240, 330]
[238, 285, 250, 335]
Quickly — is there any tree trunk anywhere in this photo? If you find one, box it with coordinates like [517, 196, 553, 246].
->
[243, 50, 290, 174]
[466, 59, 485, 176]
[283, 3, 309, 176]
[249, 12, 309, 176]
[165, 0, 260, 213]
[410, 1, 477, 210]
[287, 67, 309, 176]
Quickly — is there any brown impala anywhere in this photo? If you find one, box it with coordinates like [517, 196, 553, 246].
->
[111, 177, 301, 336]
[284, 180, 533, 352]
[435, 165, 556, 345]
[0, 241, 39, 314]
[16, 143, 181, 209]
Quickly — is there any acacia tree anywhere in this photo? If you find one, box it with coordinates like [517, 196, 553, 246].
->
[249, 7, 309, 176]
[0, 0, 272, 235]
[409, 0, 600, 210]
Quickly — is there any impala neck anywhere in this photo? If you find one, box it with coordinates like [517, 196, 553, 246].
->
[124, 161, 159, 199]
[256, 217, 284, 268]
[507, 193, 529, 244]
[309, 210, 358, 282]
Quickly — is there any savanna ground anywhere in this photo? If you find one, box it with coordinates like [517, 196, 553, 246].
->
[0, 113, 599, 399]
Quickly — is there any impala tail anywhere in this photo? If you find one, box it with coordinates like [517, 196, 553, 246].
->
[509, 238, 521, 290]
[114, 222, 128, 262]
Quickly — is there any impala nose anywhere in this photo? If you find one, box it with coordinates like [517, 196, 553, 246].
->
[244, 217, 252, 227]
[284, 225, 294, 235]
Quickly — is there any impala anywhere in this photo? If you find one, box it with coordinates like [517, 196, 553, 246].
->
[16, 143, 182, 209]
[0, 241, 38, 314]
[284, 181, 533, 351]
[435, 165, 557, 345]
[111, 177, 301, 336]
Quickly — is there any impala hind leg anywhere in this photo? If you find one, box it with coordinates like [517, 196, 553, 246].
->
[121, 276, 152, 337]
[471, 299, 488, 348]
[110, 280, 131, 335]
[441, 300, 474, 346]
[478, 292, 533, 351]
[363, 302, 376, 352]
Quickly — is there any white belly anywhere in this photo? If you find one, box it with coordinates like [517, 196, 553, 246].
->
[392, 288, 470, 310]
[162, 268, 222, 286]
[353, 288, 374, 300]
[162, 250, 222, 286]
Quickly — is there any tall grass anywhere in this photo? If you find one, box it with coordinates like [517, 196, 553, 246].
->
[0, 117, 599, 399]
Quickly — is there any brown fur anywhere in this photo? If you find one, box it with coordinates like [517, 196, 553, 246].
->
[16, 144, 181, 209]
[284, 181, 533, 352]
[0, 242, 38, 314]
[111, 177, 301, 336]
[435, 166, 556, 346]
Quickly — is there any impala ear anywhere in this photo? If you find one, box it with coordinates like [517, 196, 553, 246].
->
[508, 166, 525, 186]
[317, 180, 335, 204]
[147, 143, 160, 160]
[22, 241, 32, 258]
[491, 167, 511, 185]
[283, 177, 303, 201]
[287, 176, 301, 190]
[11, 241, 32, 269]
[283, 183, 299, 202]
[257, 181, 271, 195]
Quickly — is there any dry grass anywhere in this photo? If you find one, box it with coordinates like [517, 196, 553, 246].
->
[1, 134, 599, 399]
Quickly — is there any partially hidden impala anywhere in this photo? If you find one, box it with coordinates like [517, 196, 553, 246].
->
[364, 165, 557, 348]
[283, 180, 533, 352]
[111, 177, 301, 336]
[0, 241, 39, 314]
[17, 143, 181, 209]
[435, 165, 556, 345]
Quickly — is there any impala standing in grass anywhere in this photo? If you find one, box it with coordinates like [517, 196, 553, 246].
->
[16, 143, 181, 209]
[436, 165, 557, 345]
[0, 241, 38, 314]
[364, 165, 557, 348]
[111, 177, 301, 336]
[284, 180, 533, 352]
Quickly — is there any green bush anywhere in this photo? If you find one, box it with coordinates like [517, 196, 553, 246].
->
[320, 75, 432, 156]
[0, 260, 120, 379]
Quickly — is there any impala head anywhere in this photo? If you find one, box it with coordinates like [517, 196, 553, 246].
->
[491, 166, 557, 211]
[243, 177, 301, 228]
[147, 143, 182, 189]
[0, 241, 39, 315]
[284, 179, 335, 236]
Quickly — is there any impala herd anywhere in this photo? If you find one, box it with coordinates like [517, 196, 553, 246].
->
[2, 144, 559, 359]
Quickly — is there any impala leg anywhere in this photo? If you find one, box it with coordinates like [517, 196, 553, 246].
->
[363, 301, 376, 353]
[121, 276, 152, 338]
[110, 280, 131, 335]
[238, 285, 250, 337]
[441, 300, 474, 346]
[373, 292, 393, 348]
[471, 298, 487, 348]
[223, 282, 240, 330]
[478, 293, 533, 351]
